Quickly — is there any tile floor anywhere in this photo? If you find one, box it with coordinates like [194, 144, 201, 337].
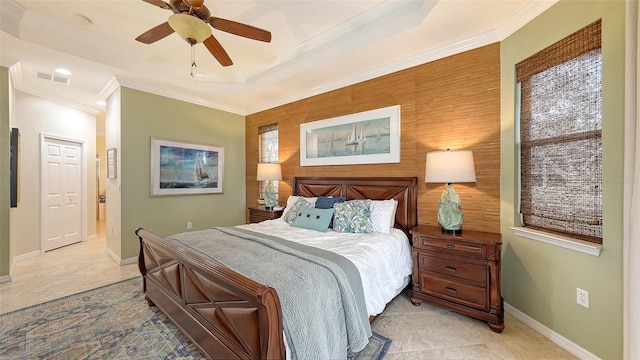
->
[0, 221, 140, 314]
[0, 221, 577, 359]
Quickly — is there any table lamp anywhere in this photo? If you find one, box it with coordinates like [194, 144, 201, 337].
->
[257, 163, 282, 209]
[425, 149, 476, 233]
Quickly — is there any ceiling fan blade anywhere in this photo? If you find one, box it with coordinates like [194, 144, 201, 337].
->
[184, 0, 204, 9]
[142, 0, 171, 10]
[203, 35, 233, 67]
[135, 22, 175, 44]
[208, 17, 271, 43]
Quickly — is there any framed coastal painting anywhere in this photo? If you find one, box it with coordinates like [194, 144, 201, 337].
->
[300, 105, 401, 166]
[150, 138, 224, 196]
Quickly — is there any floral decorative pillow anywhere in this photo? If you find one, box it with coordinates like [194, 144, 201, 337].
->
[282, 196, 316, 220]
[283, 198, 315, 226]
[333, 200, 374, 233]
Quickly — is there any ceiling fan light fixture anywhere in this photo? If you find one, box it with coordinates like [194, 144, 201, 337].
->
[168, 14, 211, 44]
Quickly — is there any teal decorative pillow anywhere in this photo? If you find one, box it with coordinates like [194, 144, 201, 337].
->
[333, 200, 374, 233]
[293, 208, 334, 232]
[283, 198, 315, 225]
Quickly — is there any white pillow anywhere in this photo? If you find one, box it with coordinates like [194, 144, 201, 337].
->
[370, 199, 398, 234]
[282, 196, 317, 220]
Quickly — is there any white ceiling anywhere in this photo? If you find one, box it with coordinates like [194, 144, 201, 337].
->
[0, 0, 556, 116]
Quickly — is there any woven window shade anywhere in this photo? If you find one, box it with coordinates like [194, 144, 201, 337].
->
[517, 20, 602, 244]
[258, 123, 279, 197]
[258, 123, 279, 135]
[259, 123, 279, 163]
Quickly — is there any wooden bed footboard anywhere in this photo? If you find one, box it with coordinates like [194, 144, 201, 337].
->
[136, 228, 286, 360]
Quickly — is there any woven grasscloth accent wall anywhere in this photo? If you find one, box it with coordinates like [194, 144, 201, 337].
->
[246, 43, 501, 233]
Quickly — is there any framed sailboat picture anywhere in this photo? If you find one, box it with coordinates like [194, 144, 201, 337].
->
[300, 105, 400, 166]
[150, 138, 224, 196]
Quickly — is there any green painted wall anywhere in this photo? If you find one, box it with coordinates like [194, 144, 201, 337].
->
[0, 67, 10, 277]
[500, 1, 625, 359]
[119, 87, 246, 259]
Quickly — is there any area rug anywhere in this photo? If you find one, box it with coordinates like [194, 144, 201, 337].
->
[0, 277, 391, 359]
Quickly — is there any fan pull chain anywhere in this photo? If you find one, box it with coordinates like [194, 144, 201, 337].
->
[190, 44, 197, 77]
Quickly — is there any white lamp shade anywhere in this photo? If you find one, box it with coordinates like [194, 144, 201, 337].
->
[425, 150, 476, 183]
[168, 14, 212, 44]
[257, 163, 282, 181]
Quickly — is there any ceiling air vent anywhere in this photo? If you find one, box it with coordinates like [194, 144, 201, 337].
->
[35, 71, 71, 85]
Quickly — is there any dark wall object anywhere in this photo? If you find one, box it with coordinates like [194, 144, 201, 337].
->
[10, 127, 19, 208]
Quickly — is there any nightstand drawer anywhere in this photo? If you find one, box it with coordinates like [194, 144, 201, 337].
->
[250, 212, 272, 223]
[420, 274, 487, 311]
[419, 236, 486, 259]
[420, 255, 487, 286]
[248, 206, 283, 223]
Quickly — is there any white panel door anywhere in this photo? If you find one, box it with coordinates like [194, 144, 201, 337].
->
[43, 138, 82, 251]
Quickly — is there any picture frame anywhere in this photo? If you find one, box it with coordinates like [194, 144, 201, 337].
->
[300, 105, 401, 166]
[150, 138, 224, 196]
[107, 148, 117, 179]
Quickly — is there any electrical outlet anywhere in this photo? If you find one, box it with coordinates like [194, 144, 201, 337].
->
[187, 221, 192, 229]
[577, 288, 590, 308]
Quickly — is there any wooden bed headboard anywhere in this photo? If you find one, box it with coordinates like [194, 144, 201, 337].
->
[292, 177, 418, 236]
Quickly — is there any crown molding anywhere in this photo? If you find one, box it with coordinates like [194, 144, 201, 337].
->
[4, 0, 560, 117]
[494, 0, 558, 40]
[99, 76, 120, 100]
[246, 0, 559, 115]
[0, 0, 25, 38]
[9, 61, 99, 115]
[194, 0, 434, 86]
[13, 90, 99, 115]
[88, 0, 560, 116]
[0, 55, 19, 69]
[7, 60, 22, 88]
[110, 75, 246, 115]
[246, 28, 499, 115]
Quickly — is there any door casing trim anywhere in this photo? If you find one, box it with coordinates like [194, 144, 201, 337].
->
[40, 133, 87, 252]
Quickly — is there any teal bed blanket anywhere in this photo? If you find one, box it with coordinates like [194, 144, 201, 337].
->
[168, 226, 371, 360]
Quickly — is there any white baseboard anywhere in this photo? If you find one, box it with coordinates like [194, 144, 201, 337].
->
[87, 233, 97, 241]
[6, 251, 40, 283]
[504, 302, 600, 360]
[105, 247, 137, 266]
[105, 246, 120, 264]
[120, 256, 137, 266]
[14, 250, 42, 261]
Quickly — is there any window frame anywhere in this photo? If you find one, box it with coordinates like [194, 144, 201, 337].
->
[512, 20, 603, 256]
[258, 123, 279, 199]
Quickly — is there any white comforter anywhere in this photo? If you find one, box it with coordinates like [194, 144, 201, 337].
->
[237, 218, 413, 316]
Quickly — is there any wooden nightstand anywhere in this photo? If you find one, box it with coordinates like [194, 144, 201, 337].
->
[409, 225, 504, 333]
[248, 206, 283, 223]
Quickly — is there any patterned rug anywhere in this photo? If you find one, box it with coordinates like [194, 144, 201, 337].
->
[0, 277, 391, 359]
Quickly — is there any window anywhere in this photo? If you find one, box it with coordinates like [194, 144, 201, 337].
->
[258, 123, 279, 198]
[517, 20, 602, 244]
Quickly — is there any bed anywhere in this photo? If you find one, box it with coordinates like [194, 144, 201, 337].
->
[136, 176, 418, 359]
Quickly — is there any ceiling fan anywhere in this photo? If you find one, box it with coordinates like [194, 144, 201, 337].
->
[135, 0, 271, 67]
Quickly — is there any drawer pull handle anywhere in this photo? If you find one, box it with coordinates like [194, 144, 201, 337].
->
[446, 244, 456, 249]
[445, 266, 457, 272]
[445, 287, 457, 294]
